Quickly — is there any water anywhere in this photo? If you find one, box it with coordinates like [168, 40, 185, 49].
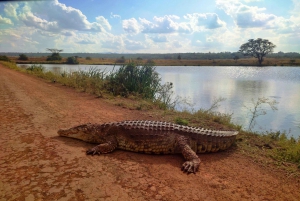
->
[18, 64, 300, 137]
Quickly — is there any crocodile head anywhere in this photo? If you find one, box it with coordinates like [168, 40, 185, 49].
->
[58, 123, 105, 144]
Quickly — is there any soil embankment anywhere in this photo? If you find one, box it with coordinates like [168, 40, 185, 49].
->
[0, 64, 299, 200]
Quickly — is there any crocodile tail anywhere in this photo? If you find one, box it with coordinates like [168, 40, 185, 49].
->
[197, 131, 237, 153]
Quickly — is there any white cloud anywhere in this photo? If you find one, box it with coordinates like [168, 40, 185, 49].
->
[172, 41, 182, 48]
[0, 0, 298, 53]
[206, 37, 213, 42]
[110, 12, 121, 19]
[124, 39, 146, 50]
[122, 18, 140, 34]
[100, 34, 124, 50]
[96, 16, 112, 30]
[20, 12, 60, 32]
[243, 0, 262, 2]
[184, 13, 226, 30]
[18, 0, 105, 32]
[291, 0, 300, 19]
[147, 35, 168, 42]
[36, 30, 57, 37]
[217, 0, 286, 29]
[0, 28, 43, 52]
[4, 3, 18, 19]
[235, 5, 276, 28]
[140, 15, 191, 33]
[62, 31, 75, 37]
[0, 15, 13, 25]
[77, 39, 96, 45]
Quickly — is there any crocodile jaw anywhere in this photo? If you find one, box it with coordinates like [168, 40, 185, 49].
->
[57, 125, 101, 143]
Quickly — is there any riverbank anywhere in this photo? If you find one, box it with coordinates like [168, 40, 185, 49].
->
[4, 61, 300, 165]
[8, 56, 300, 66]
[0, 62, 300, 200]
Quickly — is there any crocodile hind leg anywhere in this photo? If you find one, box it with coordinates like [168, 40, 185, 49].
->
[176, 135, 201, 173]
[86, 135, 117, 155]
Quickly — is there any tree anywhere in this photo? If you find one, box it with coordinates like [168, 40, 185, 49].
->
[116, 56, 125, 63]
[46, 48, 63, 53]
[239, 38, 276, 65]
[18, 54, 28, 61]
[46, 48, 63, 61]
[66, 56, 79, 64]
[290, 59, 296, 65]
[177, 54, 181, 60]
[233, 55, 239, 62]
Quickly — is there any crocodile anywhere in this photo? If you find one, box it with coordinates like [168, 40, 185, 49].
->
[58, 120, 238, 173]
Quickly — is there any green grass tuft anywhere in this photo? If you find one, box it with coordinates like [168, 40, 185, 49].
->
[175, 117, 189, 126]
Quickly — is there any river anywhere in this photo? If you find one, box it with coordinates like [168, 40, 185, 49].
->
[18, 64, 300, 137]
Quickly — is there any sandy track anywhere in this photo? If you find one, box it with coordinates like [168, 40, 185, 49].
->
[0, 64, 299, 201]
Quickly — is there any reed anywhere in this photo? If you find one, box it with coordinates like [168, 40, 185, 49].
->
[105, 61, 161, 99]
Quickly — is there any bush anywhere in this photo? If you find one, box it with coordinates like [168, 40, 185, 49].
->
[18, 54, 28, 61]
[86, 56, 92, 60]
[106, 62, 161, 99]
[66, 56, 79, 64]
[264, 131, 300, 166]
[0, 55, 10, 62]
[175, 117, 188, 125]
[26, 64, 44, 72]
[115, 56, 126, 63]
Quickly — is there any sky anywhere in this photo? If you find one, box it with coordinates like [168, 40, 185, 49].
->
[0, 0, 299, 53]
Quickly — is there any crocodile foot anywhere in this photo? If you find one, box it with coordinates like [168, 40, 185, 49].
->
[86, 146, 101, 155]
[181, 159, 200, 174]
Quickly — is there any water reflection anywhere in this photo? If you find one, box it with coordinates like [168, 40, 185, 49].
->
[158, 66, 300, 137]
[18, 64, 300, 137]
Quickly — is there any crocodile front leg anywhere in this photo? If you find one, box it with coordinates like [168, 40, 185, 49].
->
[176, 135, 201, 173]
[86, 135, 117, 155]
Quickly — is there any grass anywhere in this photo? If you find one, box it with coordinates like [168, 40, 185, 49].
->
[1, 60, 300, 172]
[57, 67, 107, 97]
[8, 56, 300, 66]
[2, 61, 176, 108]
[236, 130, 300, 171]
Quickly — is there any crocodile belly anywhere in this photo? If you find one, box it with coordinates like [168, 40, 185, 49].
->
[116, 129, 177, 154]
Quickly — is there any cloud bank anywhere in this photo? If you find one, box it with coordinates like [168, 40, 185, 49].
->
[0, 0, 299, 53]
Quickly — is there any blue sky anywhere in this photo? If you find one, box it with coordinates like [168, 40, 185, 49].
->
[0, 0, 299, 53]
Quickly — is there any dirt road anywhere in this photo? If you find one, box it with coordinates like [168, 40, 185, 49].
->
[0, 64, 299, 201]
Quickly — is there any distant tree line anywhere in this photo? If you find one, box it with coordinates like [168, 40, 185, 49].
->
[1, 51, 300, 60]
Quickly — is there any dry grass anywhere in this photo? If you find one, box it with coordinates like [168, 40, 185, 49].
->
[9, 56, 300, 66]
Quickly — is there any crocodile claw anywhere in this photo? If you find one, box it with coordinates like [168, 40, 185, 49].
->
[86, 147, 101, 155]
[181, 160, 199, 174]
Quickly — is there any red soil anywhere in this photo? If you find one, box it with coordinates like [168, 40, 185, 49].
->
[0, 64, 299, 201]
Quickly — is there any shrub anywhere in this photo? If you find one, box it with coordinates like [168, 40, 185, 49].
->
[0, 55, 10, 62]
[26, 64, 44, 72]
[175, 117, 188, 125]
[18, 54, 28, 61]
[115, 56, 126, 63]
[86, 56, 92, 60]
[106, 62, 161, 99]
[66, 56, 79, 64]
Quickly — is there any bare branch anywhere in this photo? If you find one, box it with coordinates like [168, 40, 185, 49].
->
[46, 48, 63, 53]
